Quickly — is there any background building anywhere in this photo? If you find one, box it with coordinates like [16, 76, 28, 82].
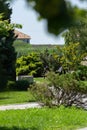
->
[14, 30, 31, 43]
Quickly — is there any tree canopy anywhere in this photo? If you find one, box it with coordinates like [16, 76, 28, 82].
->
[6, 0, 87, 35]
[0, 0, 21, 89]
[26, 0, 87, 35]
[62, 21, 87, 53]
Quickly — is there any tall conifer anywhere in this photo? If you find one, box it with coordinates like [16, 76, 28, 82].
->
[0, 0, 16, 89]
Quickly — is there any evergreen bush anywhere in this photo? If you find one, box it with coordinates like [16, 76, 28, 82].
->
[16, 53, 43, 77]
[0, 1, 17, 90]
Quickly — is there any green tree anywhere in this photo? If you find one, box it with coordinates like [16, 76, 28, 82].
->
[40, 49, 61, 73]
[55, 43, 86, 72]
[0, 0, 12, 20]
[62, 21, 87, 53]
[0, 1, 21, 89]
[0, 0, 16, 89]
[25, 0, 87, 35]
[0, 14, 21, 89]
[7, 0, 87, 35]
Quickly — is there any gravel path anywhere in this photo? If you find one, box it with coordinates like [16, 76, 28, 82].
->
[0, 102, 42, 111]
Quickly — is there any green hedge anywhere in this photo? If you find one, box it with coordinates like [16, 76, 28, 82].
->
[7, 80, 30, 91]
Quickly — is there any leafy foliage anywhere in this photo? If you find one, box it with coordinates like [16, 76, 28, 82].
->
[26, 0, 87, 35]
[55, 43, 86, 72]
[30, 82, 53, 107]
[40, 49, 61, 74]
[7, 80, 16, 90]
[16, 42, 86, 79]
[31, 71, 87, 108]
[7, 80, 30, 91]
[63, 21, 87, 52]
[40, 43, 86, 75]
[15, 80, 30, 91]
[5, 0, 87, 36]
[13, 40, 57, 58]
[0, 1, 21, 90]
[0, 13, 16, 89]
[73, 65, 87, 81]
[16, 53, 43, 77]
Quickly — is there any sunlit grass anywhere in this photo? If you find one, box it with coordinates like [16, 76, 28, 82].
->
[0, 91, 36, 105]
[0, 106, 87, 130]
[34, 77, 48, 83]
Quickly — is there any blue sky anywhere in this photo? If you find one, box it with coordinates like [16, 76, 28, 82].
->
[10, 0, 87, 45]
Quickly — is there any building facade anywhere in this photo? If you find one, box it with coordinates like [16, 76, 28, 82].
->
[14, 30, 31, 43]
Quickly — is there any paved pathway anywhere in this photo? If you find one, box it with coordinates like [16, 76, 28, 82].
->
[0, 102, 42, 111]
[77, 128, 87, 130]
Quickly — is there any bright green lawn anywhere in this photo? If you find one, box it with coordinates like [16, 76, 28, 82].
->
[0, 91, 36, 105]
[34, 77, 48, 83]
[0, 106, 87, 130]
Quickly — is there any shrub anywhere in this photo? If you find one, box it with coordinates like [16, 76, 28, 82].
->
[7, 80, 16, 90]
[30, 83, 53, 107]
[47, 72, 87, 107]
[29, 70, 37, 76]
[16, 65, 29, 76]
[15, 80, 30, 91]
[73, 65, 87, 80]
[31, 71, 87, 109]
[40, 49, 60, 73]
[16, 53, 43, 77]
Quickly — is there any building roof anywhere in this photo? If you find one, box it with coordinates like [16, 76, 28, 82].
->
[14, 30, 31, 39]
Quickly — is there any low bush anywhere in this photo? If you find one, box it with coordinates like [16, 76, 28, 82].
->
[73, 65, 87, 80]
[15, 80, 30, 91]
[31, 71, 87, 108]
[7, 80, 30, 91]
[30, 82, 53, 107]
[7, 80, 16, 90]
[16, 65, 29, 76]
[16, 53, 43, 77]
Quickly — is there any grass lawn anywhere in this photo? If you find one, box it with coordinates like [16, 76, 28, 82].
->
[0, 91, 36, 105]
[0, 78, 48, 105]
[34, 77, 48, 83]
[0, 106, 87, 130]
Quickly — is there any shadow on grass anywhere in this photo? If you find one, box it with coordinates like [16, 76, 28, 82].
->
[0, 126, 38, 130]
[0, 97, 10, 100]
